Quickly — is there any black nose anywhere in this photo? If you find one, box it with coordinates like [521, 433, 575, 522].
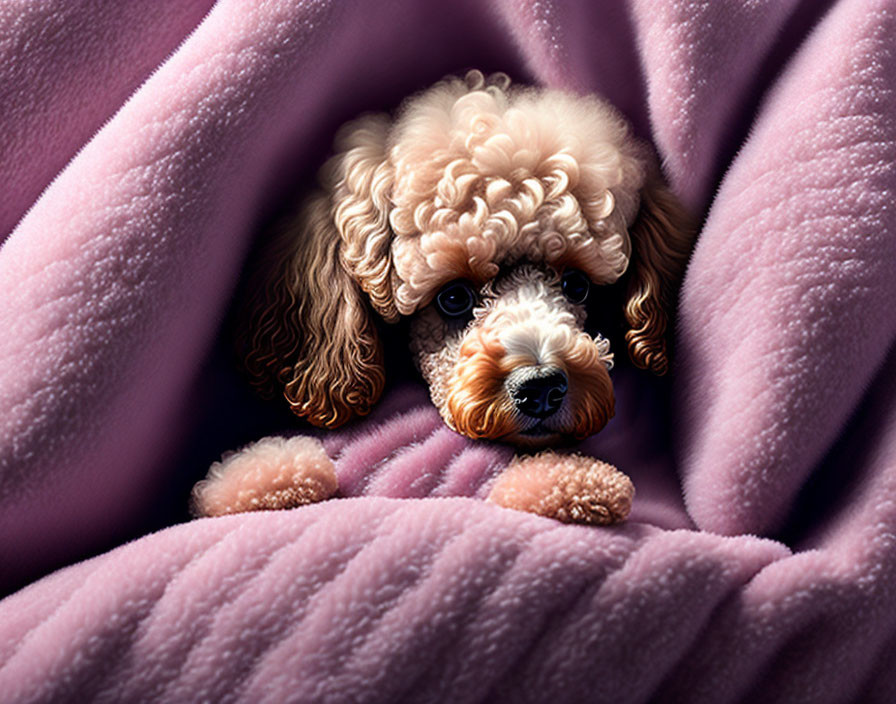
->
[511, 369, 568, 420]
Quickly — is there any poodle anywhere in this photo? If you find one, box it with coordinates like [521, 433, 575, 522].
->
[192, 71, 694, 525]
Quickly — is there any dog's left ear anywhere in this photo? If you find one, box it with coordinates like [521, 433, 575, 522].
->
[623, 173, 696, 375]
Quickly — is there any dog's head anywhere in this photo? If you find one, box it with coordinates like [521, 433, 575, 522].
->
[242, 71, 693, 445]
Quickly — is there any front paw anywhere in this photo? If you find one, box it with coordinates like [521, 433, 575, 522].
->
[191, 436, 338, 517]
[486, 451, 633, 525]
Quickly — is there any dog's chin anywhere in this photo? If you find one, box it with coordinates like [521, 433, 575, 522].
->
[478, 421, 587, 448]
[443, 413, 569, 447]
[442, 409, 609, 447]
[506, 428, 568, 448]
[504, 411, 612, 448]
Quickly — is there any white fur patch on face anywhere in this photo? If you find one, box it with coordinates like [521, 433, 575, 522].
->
[485, 268, 613, 371]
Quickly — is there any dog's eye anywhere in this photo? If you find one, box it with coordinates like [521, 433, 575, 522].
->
[561, 269, 591, 304]
[436, 281, 476, 318]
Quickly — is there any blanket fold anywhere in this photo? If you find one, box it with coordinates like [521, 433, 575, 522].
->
[0, 499, 788, 704]
[677, 0, 896, 536]
[0, 0, 215, 242]
[2, 0, 896, 701]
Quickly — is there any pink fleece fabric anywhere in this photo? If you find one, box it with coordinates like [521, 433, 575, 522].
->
[2, 0, 896, 702]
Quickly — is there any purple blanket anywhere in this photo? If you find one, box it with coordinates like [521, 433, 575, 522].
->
[3, 0, 896, 701]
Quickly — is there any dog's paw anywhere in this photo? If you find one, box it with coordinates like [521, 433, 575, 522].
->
[486, 451, 633, 525]
[191, 436, 338, 517]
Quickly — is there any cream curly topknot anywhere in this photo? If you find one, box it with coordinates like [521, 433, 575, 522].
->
[328, 70, 648, 317]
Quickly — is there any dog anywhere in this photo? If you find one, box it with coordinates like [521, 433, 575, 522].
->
[191, 71, 693, 524]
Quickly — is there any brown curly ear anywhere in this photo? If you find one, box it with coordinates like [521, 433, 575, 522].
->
[240, 115, 396, 428]
[624, 173, 696, 375]
[240, 193, 386, 428]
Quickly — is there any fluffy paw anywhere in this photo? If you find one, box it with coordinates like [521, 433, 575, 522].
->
[191, 436, 338, 517]
[487, 451, 633, 525]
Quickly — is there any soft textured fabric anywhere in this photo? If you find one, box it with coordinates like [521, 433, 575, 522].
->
[2, 0, 896, 702]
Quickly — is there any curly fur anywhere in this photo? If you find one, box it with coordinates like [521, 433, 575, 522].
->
[624, 174, 695, 374]
[386, 71, 646, 314]
[242, 70, 693, 431]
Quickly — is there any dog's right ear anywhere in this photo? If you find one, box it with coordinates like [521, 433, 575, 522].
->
[241, 117, 396, 428]
[623, 173, 695, 375]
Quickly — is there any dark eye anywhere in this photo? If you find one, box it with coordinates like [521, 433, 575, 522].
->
[561, 269, 591, 304]
[436, 280, 477, 318]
